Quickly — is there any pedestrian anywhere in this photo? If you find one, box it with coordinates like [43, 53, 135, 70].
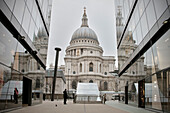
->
[14, 88, 18, 104]
[63, 89, 67, 105]
[103, 94, 106, 104]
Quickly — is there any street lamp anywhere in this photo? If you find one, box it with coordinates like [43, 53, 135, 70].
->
[51, 47, 61, 101]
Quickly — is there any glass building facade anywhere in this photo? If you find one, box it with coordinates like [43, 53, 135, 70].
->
[115, 0, 170, 112]
[0, 0, 52, 111]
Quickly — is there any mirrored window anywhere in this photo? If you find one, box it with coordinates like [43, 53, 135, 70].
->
[4, 0, 15, 11]
[31, 0, 38, 22]
[0, 23, 18, 66]
[138, 0, 144, 17]
[136, 23, 143, 44]
[134, 7, 140, 26]
[143, 0, 151, 7]
[26, 0, 33, 12]
[152, 29, 170, 70]
[153, 0, 168, 20]
[140, 12, 149, 38]
[146, 0, 156, 30]
[22, 7, 31, 33]
[132, 28, 138, 45]
[28, 18, 36, 41]
[13, 0, 25, 24]
[146, 48, 155, 75]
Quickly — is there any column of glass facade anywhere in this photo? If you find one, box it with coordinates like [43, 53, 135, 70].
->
[116, 0, 170, 112]
[0, 0, 52, 111]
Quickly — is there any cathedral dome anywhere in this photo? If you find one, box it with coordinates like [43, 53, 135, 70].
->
[71, 27, 98, 41]
[71, 7, 98, 42]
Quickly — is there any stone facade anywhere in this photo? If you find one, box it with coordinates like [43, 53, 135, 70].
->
[63, 8, 116, 92]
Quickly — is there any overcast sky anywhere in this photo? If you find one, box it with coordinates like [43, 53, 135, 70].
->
[47, 0, 117, 69]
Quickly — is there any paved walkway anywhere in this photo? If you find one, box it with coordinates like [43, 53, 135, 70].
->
[7, 100, 154, 113]
[106, 101, 154, 113]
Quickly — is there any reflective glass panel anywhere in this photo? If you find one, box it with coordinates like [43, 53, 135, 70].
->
[138, 0, 144, 17]
[28, 18, 36, 41]
[0, 23, 17, 66]
[152, 29, 170, 70]
[136, 23, 143, 44]
[140, 12, 149, 38]
[22, 7, 31, 33]
[146, 0, 157, 30]
[26, 0, 33, 12]
[13, 0, 25, 24]
[4, 0, 15, 12]
[153, 0, 168, 20]
[146, 48, 155, 75]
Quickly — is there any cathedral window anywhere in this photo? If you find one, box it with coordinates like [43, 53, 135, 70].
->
[21, 69, 25, 72]
[37, 63, 40, 70]
[36, 78, 40, 88]
[77, 50, 79, 56]
[72, 80, 77, 89]
[89, 80, 93, 83]
[89, 62, 93, 72]
[81, 49, 83, 55]
[132, 71, 135, 74]
[85, 40, 86, 42]
[104, 81, 108, 90]
[100, 64, 101, 73]
[74, 49, 76, 56]
[71, 50, 73, 56]
[73, 71, 76, 74]
[104, 72, 107, 75]
[80, 63, 82, 72]
[90, 51, 93, 54]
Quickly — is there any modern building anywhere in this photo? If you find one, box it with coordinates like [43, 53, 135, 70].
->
[116, 3, 146, 92]
[0, 0, 52, 111]
[64, 8, 117, 95]
[115, 0, 170, 112]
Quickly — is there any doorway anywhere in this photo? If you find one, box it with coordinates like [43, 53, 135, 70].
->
[22, 76, 32, 106]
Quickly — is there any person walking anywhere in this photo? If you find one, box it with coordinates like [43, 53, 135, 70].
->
[14, 88, 18, 104]
[63, 89, 67, 105]
[103, 94, 106, 104]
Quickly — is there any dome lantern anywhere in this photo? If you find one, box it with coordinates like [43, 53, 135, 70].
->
[81, 7, 88, 27]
